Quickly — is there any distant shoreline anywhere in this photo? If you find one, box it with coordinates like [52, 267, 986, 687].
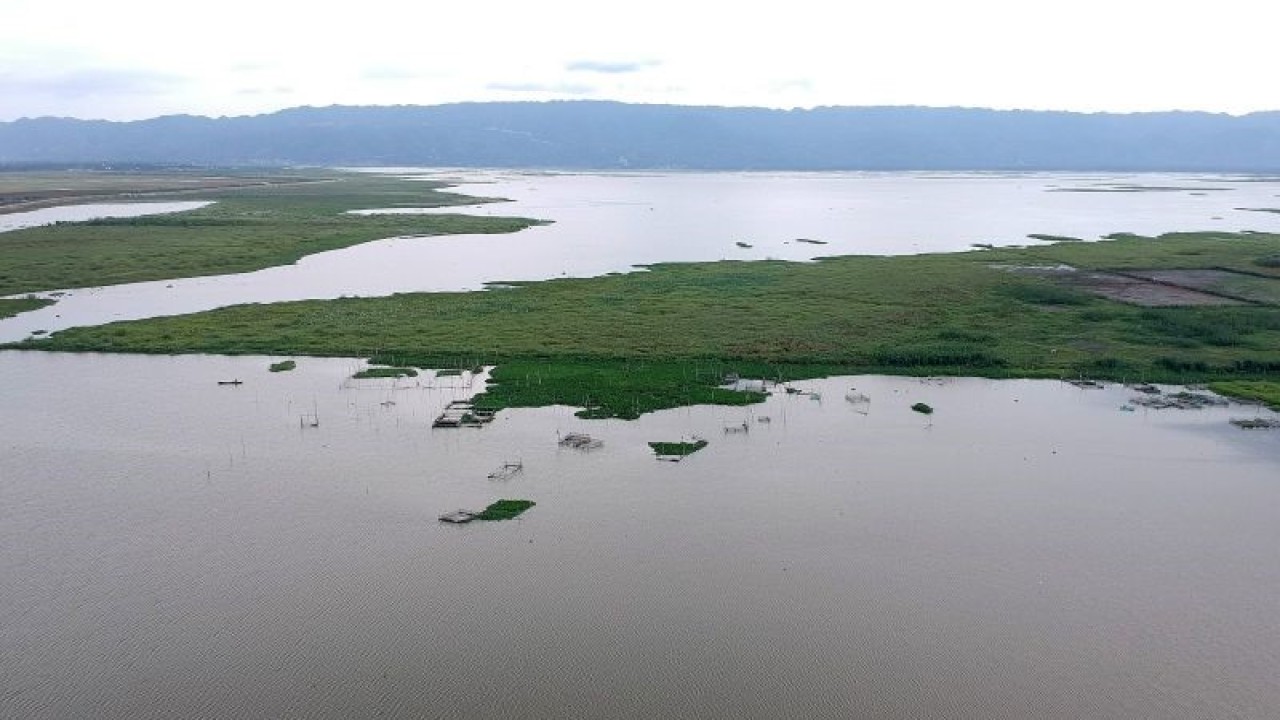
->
[5, 167, 1279, 419]
[7, 102, 1280, 171]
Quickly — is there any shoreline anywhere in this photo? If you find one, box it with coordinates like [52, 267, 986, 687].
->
[4, 170, 1279, 418]
[0, 169, 541, 298]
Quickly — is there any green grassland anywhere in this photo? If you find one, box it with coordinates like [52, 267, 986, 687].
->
[0, 296, 53, 320]
[1208, 380, 1280, 410]
[0, 170, 541, 295]
[14, 229, 1280, 418]
[0, 169, 327, 212]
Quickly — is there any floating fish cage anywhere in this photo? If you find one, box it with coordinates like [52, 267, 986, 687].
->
[558, 433, 603, 450]
[845, 391, 871, 415]
[433, 401, 496, 428]
[487, 460, 524, 480]
[1130, 392, 1228, 410]
[1230, 417, 1280, 429]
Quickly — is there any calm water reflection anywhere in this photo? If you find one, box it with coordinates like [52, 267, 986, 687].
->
[0, 201, 212, 233]
[2, 351, 1278, 719]
[4, 172, 1280, 341]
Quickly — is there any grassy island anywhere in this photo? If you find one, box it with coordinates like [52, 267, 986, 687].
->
[14, 229, 1280, 417]
[0, 170, 542, 296]
[352, 367, 418, 379]
[5, 168, 1280, 419]
[475, 499, 536, 521]
[0, 296, 53, 320]
[1207, 380, 1280, 411]
[649, 440, 710, 457]
[1028, 233, 1083, 243]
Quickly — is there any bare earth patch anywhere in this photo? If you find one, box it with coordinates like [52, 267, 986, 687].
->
[1116, 269, 1280, 305]
[1067, 271, 1244, 306]
[1002, 265, 1256, 307]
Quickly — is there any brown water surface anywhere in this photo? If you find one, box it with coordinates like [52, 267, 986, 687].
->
[2, 351, 1278, 719]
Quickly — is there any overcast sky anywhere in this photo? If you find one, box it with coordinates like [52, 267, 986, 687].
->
[1, 0, 1275, 121]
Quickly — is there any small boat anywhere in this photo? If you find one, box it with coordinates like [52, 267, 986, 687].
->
[217, 379, 243, 386]
[439, 510, 478, 524]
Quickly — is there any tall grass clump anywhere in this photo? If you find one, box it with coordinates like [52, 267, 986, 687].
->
[998, 282, 1090, 306]
[475, 499, 535, 521]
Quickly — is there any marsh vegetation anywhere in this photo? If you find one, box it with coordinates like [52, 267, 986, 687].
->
[0, 170, 540, 295]
[0, 296, 52, 320]
[6, 170, 1280, 419]
[475, 499, 536, 521]
[0, 170, 326, 213]
[1208, 380, 1280, 410]
[15, 228, 1280, 417]
[649, 439, 710, 457]
[352, 367, 418, 379]
[1028, 233, 1084, 243]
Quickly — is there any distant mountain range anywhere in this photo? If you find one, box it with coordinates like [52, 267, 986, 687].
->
[3, 101, 1280, 171]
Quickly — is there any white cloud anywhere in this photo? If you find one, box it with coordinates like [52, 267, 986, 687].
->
[1, 68, 183, 98]
[0, 0, 1276, 119]
[487, 82, 598, 96]
[566, 60, 662, 74]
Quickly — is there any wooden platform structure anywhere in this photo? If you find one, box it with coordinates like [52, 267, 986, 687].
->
[1231, 417, 1280, 429]
[487, 460, 524, 480]
[723, 376, 772, 393]
[433, 401, 496, 428]
[783, 385, 821, 400]
[558, 432, 603, 450]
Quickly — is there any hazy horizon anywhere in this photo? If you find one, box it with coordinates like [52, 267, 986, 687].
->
[3, 0, 1276, 121]
[7, 100, 1280, 125]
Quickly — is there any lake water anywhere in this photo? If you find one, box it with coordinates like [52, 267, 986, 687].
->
[2, 351, 1278, 719]
[4, 171, 1280, 341]
[4, 172, 1280, 718]
[0, 201, 213, 233]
